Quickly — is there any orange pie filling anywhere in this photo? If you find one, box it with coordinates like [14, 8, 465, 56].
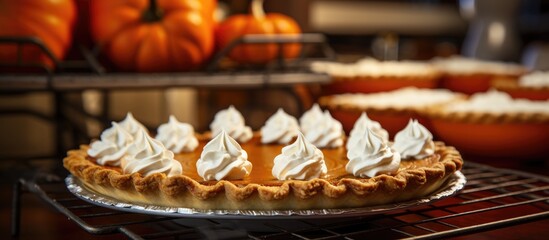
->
[66, 135, 462, 210]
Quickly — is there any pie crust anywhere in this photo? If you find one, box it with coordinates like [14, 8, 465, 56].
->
[427, 101, 549, 158]
[310, 59, 440, 95]
[427, 100, 549, 124]
[492, 77, 549, 101]
[64, 134, 463, 210]
[432, 56, 527, 94]
[318, 93, 465, 136]
[439, 73, 522, 95]
[323, 75, 440, 95]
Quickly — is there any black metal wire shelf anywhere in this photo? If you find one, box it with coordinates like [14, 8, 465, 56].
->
[12, 162, 549, 240]
[0, 34, 333, 93]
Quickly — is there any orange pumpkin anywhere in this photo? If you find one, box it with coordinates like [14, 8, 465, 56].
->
[0, 0, 77, 68]
[216, 0, 302, 64]
[91, 0, 216, 72]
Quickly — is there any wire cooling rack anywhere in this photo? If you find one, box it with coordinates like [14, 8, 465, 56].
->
[12, 162, 549, 239]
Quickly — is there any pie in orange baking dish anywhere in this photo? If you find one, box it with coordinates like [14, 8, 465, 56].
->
[492, 71, 549, 101]
[64, 107, 463, 210]
[318, 87, 466, 137]
[432, 56, 527, 95]
[426, 90, 549, 158]
[311, 58, 440, 95]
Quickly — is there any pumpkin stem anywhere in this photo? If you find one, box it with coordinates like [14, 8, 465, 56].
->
[251, 0, 266, 19]
[142, 0, 163, 22]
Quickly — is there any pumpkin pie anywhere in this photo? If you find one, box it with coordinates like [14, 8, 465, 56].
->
[427, 90, 549, 158]
[311, 58, 440, 95]
[492, 71, 549, 100]
[64, 111, 463, 211]
[432, 56, 527, 94]
[319, 87, 465, 137]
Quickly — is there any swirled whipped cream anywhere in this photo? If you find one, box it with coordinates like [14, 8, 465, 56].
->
[118, 112, 148, 137]
[155, 115, 198, 153]
[272, 132, 327, 180]
[392, 119, 435, 159]
[210, 105, 253, 143]
[346, 128, 401, 178]
[88, 122, 134, 166]
[519, 71, 549, 88]
[261, 108, 300, 144]
[432, 56, 526, 75]
[346, 112, 389, 150]
[299, 104, 323, 133]
[122, 128, 182, 177]
[196, 130, 252, 181]
[444, 90, 549, 114]
[304, 111, 344, 148]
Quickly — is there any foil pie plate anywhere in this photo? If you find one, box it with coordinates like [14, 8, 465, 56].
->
[66, 171, 466, 219]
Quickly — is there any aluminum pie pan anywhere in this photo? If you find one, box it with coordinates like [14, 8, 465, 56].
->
[65, 171, 466, 220]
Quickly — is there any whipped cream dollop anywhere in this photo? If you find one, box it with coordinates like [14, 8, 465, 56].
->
[346, 128, 401, 178]
[299, 104, 324, 133]
[88, 122, 134, 166]
[304, 111, 344, 148]
[445, 90, 549, 114]
[210, 105, 253, 143]
[326, 87, 460, 111]
[346, 112, 389, 150]
[122, 128, 182, 177]
[155, 115, 199, 153]
[519, 71, 549, 88]
[261, 108, 300, 144]
[272, 132, 327, 180]
[118, 112, 148, 137]
[310, 58, 438, 78]
[196, 130, 252, 181]
[432, 56, 526, 75]
[392, 119, 435, 159]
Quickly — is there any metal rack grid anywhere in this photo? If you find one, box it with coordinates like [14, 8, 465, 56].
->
[0, 33, 333, 93]
[12, 162, 549, 239]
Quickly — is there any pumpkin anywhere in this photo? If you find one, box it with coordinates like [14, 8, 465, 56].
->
[91, 0, 216, 72]
[0, 0, 77, 68]
[216, 0, 301, 64]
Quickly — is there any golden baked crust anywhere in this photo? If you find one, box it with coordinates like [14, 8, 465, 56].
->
[426, 99, 549, 124]
[64, 138, 463, 210]
[491, 78, 549, 101]
[318, 94, 466, 115]
[317, 92, 466, 136]
[492, 77, 549, 91]
[322, 76, 441, 95]
[332, 74, 441, 82]
[439, 73, 526, 95]
[425, 98, 549, 158]
[320, 95, 419, 115]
